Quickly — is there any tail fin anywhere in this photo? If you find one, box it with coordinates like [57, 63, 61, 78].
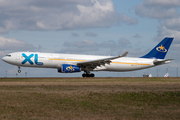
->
[140, 37, 173, 59]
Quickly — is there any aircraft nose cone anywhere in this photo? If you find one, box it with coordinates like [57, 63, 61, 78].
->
[2, 55, 16, 65]
[2, 56, 10, 63]
[2, 56, 6, 62]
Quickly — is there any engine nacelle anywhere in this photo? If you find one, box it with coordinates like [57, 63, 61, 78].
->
[58, 64, 81, 73]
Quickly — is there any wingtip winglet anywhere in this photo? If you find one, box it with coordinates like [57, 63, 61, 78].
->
[121, 51, 128, 57]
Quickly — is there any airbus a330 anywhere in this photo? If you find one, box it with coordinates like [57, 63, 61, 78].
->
[2, 37, 173, 77]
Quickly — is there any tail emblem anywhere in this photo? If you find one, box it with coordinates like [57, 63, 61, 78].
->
[156, 45, 167, 52]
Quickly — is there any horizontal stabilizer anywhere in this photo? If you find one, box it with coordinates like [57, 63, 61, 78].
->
[153, 59, 174, 65]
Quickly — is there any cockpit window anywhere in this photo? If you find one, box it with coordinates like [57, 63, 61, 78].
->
[6, 55, 11, 57]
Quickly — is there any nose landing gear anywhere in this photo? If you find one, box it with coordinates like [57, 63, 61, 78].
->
[18, 67, 21, 73]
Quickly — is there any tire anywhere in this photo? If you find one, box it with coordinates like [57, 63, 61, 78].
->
[82, 74, 86, 77]
[90, 74, 95, 77]
[18, 70, 21, 73]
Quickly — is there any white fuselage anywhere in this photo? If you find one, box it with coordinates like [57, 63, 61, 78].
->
[2, 52, 157, 72]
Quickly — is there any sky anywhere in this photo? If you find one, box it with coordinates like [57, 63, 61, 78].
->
[0, 0, 180, 77]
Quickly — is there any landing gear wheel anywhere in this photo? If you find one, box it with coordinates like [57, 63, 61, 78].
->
[90, 73, 95, 77]
[82, 74, 86, 77]
[18, 70, 21, 73]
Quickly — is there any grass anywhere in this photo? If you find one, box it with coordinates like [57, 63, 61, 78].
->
[0, 77, 180, 120]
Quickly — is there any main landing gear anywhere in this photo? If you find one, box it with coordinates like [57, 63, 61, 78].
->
[82, 71, 95, 77]
[82, 73, 95, 77]
[18, 66, 21, 73]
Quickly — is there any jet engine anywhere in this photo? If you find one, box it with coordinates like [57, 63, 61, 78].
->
[58, 64, 81, 73]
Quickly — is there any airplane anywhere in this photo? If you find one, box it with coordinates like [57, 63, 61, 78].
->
[2, 37, 173, 77]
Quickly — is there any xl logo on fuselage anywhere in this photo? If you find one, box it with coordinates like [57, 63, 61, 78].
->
[22, 53, 43, 65]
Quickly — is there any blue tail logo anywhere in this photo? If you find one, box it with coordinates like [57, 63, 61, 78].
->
[140, 37, 173, 59]
[156, 45, 167, 52]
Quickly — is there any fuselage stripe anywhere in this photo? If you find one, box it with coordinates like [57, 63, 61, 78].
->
[49, 58, 150, 66]
[49, 58, 85, 62]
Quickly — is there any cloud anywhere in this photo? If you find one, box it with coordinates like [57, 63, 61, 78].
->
[156, 25, 178, 38]
[144, 0, 180, 7]
[119, 14, 138, 25]
[71, 33, 80, 37]
[60, 47, 99, 54]
[135, 0, 180, 45]
[0, 0, 138, 33]
[118, 38, 131, 46]
[99, 38, 131, 50]
[85, 32, 98, 37]
[60, 39, 99, 54]
[59, 38, 132, 55]
[0, 36, 35, 56]
[156, 24, 180, 43]
[64, 39, 98, 48]
[0, 36, 34, 51]
[133, 34, 142, 38]
[163, 17, 180, 31]
[135, 0, 180, 19]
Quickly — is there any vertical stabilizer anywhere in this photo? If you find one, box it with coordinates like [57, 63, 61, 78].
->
[140, 37, 173, 59]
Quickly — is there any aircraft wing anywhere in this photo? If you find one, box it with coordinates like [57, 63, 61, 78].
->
[153, 59, 174, 65]
[77, 52, 128, 69]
